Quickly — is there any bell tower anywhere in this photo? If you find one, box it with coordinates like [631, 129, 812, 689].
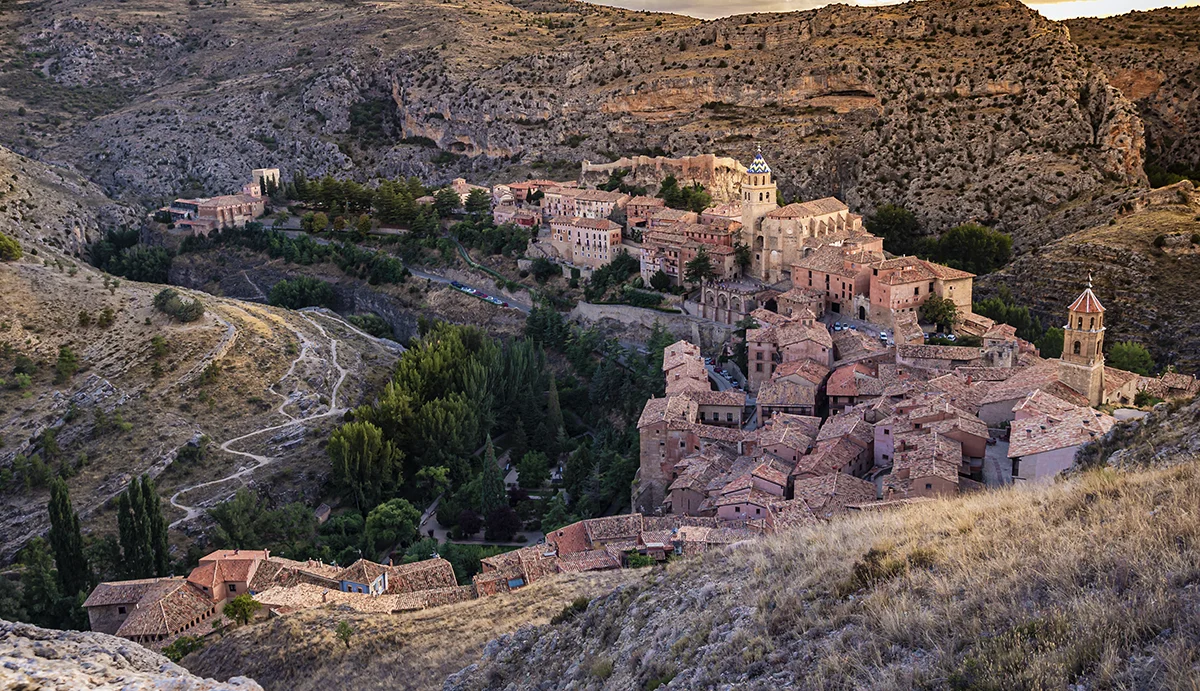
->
[741, 146, 777, 281]
[1058, 275, 1106, 406]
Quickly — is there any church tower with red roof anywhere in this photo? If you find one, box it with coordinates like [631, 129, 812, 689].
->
[1058, 276, 1106, 406]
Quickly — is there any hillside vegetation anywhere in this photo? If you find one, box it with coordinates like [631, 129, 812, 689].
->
[442, 403, 1200, 690]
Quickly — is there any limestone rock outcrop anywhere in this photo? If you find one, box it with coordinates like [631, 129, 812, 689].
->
[0, 619, 263, 690]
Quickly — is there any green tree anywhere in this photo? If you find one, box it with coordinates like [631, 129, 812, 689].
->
[928, 223, 1012, 275]
[1037, 326, 1064, 358]
[223, 593, 261, 626]
[415, 465, 451, 501]
[311, 212, 330, 233]
[19, 538, 64, 629]
[684, 246, 716, 284]
[540, 494, 571, 533]
[117, 478, 154, 578]
[1108, 341, 1155, 375]
[562, 443, 594, 506]
[48, 477, 91, 597]
[162, 635, 205, 662]
[142, 476, 170, 577]
[434, 188, 461, 217]
[364, 498, 421, 554]
[516, 451, 550, 489]
[545, 374, 564, 448]
[336, 620, 355, 649]
[649, 270, 671, 291]
[919, 294, 958, 331]
[733, 242, 752, 273]
[355, 214, 372, 241]
[465, 188, 491, 217]
[0, 231, 22, 261]
[479, 436, 506, 520]
[865, 204, 922, 256]
[54, 346, 79, 385]
[485, 506, 521, 542]
[268, 276, 335, 309]
[328, 420, 402, 513]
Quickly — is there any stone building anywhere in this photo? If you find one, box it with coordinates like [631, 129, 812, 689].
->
[162, 180, 266, 236]
[549, 216, 624, 269]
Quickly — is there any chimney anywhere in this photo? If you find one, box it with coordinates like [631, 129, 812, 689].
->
[322, 589, 328, 603]
[966, 374, 972, 385]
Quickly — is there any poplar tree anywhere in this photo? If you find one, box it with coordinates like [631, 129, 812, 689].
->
[545, 373, 564, 447]
[479, 436, 506, 521]
[117, 478, 153, 578]
[47, 477, 90, 596]
[141, 477, 170, 577]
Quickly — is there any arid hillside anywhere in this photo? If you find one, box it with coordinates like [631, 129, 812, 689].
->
[980, 180, 1200, 373]
[181, 569, 640, 691]
[7, 0, 1194, 248]
[441, 399, 1200, 690]
[0, 145, 405, 559]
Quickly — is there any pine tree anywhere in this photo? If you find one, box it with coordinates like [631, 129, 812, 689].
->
[563, 443, 594, 506]
[141, 477, 169, 577]
[479, 436, 506, 521]
[47, 477, 90, 596]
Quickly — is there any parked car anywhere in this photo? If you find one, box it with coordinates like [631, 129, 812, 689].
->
[879, 331, 889, 342]
[849, 324, 858, 331]
[946, 334, 957, 342]
[833, 322, 843, 331]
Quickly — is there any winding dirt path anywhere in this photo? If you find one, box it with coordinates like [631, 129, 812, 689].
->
[167, 311, 353, 528]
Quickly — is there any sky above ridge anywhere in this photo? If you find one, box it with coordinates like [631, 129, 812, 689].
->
[583, 0, 1198, 21]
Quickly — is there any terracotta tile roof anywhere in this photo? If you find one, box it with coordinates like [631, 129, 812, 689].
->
[83, 578, 169, 608]
[637, 396, 698, 428]
[575, 189, 629, 203]
[679, 389, 747, 407]
[1139, 372, 1200, 399]
[628, 195, 665, 207]
[757, 421, 816, 453]
[827, 362, 875, 397]
[775, 322, 834, 349]
[919, 259, 974, 280]
[550, 216, 622, 231]
[199, 550, 269, 563]
[1067, 287, 1105, 314]
[546, 520, 592, 556]
[793, 473, 877, 518]
[556, 550, 620, 572]
[893, 431, 963, 482]
[1102, 366, 1140, 395]
[1013, 389, 1080, 418]
[638, 530, 676, 549]
[983, 323, 1019, 341]
[765, 413, 823, 439]
[247, 558, 341, 592]
[386, 557, 458, 594]
[714, 486, 777, 508]
[751, 463, 788, 488]
[773, 358, 830, 384]
[584, 514, 644, 542]
[896, 344, 984, 362]
[817, 413, 874, 448]
[1008, 406, 1115, 458]
[791, 245, 859, 279]
[337, 559, 388, 586]
[978, 362, 1088, 407]
[793, 437, 865, 477]
[765, 197, 848, 218]
[114, 580, 215, 639]
[758, 378, 817, 409]
[253, 584, 428, 615]
[686, 422, 748, 443]
[767, 498, 818, 530]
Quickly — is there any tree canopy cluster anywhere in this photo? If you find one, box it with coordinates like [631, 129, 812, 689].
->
[865, 205, 1012, 275]
[89, 229, 172, 283]
[268, 276, 336, 309]
[657, 175, 712, 213]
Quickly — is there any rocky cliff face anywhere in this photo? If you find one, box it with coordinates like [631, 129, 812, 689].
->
[3, 0, 1178, 250]
[1066, 7, 1200, 175]
[0, 618, 262, 690]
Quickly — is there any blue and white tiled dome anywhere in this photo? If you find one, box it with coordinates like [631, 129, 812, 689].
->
[746, 148, 771, 175]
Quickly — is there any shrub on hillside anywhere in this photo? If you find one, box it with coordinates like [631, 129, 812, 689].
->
[153, 288, 205, 322]
[0, 231, 22, 261]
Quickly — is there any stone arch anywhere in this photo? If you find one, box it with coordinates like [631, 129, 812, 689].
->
[1073, 341, 1081, 355]
[754, 235, 764, 249]
[718, 293, 729, 309]
[731, 296, 742, 313]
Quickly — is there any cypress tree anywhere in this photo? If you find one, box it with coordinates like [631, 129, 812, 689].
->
[509, 417, 528, 468]
[117, 478, 153, 578]
[545, 373, 564, 445]
[141, 476, 169, 577]
[47, 477, 90, 596]
[479, 436, 506, 521]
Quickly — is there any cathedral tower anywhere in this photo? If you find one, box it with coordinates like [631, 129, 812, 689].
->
[741, 147, 777, 280]
[1058, 276, 1106, 406]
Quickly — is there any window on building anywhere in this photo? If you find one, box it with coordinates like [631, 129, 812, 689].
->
[755, 507, 761, 515]
[913, 287, 920, 296]
[228, 584, 237, 593]
[929, 282, 934, 292]
[925, 483, 933, 490]
[756, 363, 763, 372]
[884, 429, 890, 435]
[883, 454, 889, 460]
[118, 606, 127, 615]
[1073, 341, 1081, 355]
[727, 413, 734, 422]
[680, 441, 685, 448]
[756, 352, 763, 360]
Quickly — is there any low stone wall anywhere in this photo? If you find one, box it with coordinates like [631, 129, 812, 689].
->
[569, 302, 733, 351]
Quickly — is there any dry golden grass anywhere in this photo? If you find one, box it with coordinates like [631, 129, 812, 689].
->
[446, 459, 1200, 691]
[183, 569, 643, 691]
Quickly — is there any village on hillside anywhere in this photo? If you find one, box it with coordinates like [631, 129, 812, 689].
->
[87, 148, 1200, 654]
